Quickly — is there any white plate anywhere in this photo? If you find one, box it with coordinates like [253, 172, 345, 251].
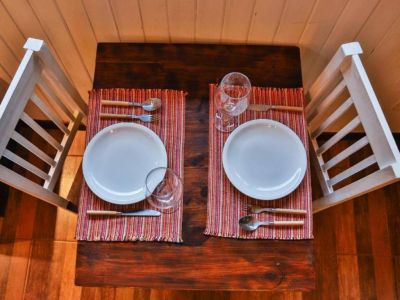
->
[222, 119, 307, 200]
[82, 123, 167, 205]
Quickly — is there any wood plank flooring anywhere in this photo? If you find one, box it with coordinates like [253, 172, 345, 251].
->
[0, 131, 399, 299]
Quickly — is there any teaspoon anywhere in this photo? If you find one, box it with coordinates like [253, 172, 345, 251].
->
[239, 216, 304, 231]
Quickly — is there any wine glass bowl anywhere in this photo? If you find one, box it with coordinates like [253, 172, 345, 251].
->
[215, 72, 251, 132]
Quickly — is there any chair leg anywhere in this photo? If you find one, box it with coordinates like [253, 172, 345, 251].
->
[66, 201, 78, 213]
[0, 182, 10, 217]
[66, 162, 83, 212]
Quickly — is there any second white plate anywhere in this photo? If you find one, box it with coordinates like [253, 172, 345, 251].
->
[222, 119, 307, 200]
[82, 123, 167, 205]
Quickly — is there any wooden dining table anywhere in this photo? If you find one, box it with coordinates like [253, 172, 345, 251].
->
[75, 43, 315, 290]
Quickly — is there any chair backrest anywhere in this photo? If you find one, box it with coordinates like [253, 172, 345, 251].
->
[0, 38, 87, 211]
[306, 42, 400, 213]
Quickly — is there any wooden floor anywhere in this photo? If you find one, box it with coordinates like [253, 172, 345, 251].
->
[0, 130, 399, 299]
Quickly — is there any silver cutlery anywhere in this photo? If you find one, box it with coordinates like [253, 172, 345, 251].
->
[248, 104, 303, 112]
[87, 209, 161, 217]
[100, 113, 159, 122]
[247, 204, 307, 215]
[101, 98, 162, 112]
[239, 215, 304, 231]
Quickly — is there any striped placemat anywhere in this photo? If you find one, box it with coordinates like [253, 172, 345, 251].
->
[205, 84, 313, 240]
[76, 88, 185, 243]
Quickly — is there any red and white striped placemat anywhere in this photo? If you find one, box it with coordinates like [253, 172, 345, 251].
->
[76, 88, 185, 243]
[205, 84, 313, 240]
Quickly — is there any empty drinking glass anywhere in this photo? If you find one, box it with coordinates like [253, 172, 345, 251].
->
[146, 167, 182, 211]
[214, 72, 251, 132]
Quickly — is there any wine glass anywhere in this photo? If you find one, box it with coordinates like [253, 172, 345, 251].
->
[146, 167, 182, 211]
[214, 72, 251, 132]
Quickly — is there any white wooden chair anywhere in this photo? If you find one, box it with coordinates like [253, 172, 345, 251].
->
[306, 42, 400, 213]
[0, 38, 87, 212]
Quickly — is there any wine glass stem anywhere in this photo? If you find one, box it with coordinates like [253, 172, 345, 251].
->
[215, 109, 237, 132]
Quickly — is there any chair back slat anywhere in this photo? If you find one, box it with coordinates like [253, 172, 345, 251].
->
[307, 79, 347, 123]
[11, 131, 56, 167]
[0, 164, 68, 208]
[38, 78, 75, 121]
[328, 154, 376, 187]
[20, 112, 63, 151]
[322, 136, 369, 171]
[2, 149, 51, 181]
[31, 93, 70, 134]
[310, 97, 353, 139]
[316, 116, 361, 155]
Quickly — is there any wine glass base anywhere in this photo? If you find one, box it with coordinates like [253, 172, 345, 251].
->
[145, 167, 182, 212]
[147, 196, 181, 212]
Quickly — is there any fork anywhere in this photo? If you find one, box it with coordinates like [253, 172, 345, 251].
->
[99, 113, 159, 122]
[247, 204, 307, 215]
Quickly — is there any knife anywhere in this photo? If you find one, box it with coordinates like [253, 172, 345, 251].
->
[86, 209, 161, 217]
[248, 104, 303, 112]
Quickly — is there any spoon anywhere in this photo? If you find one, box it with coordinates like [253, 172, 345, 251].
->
[137, 97, 162, 111]
[239, 216, 304, 231]
[246, 204, 307, 215]
[101, 97, 162, 111]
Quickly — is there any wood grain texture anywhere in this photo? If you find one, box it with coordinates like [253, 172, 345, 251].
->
[27, 0, 92, 99]
[76, 43, 312, 290]
[14, 194, 37, 240]
[1, 1, 400, 130]
[138, 0, 170, 41]
[310, 209, 339, 298]
[0, 135, 399, 297]
[109, 0, 144, 42]
[303, 0, 379, 91]
[337, 255, 361, 299]
[92, 43, 302, 92]
[273, 0, 316, 44]
[364, 15, 400, 114]
[247, 0, 285, 44]
[195, 0, 225, 42]
[368, 189, 397, 299]
[3, 240, 31, 299]
[0, 64, 11, 82]
[221, 0, 255, 43]
[0, 38, 19, 78]
[299, 0, 348, 89]
[82, 0, 120, 42]
[55, 0, 97, 78]
[1, 0, 66, 84]
[356, 0, 400, 57]
[0, 2, 25, 59]
[167, 0, 196, 42]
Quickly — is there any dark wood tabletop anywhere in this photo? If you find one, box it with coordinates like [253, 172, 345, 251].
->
[75, 43, 315, 290]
